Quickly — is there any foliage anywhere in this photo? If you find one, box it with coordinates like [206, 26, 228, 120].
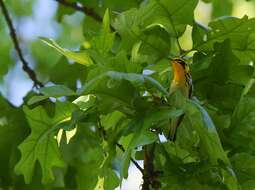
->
[1, 0, 255, 189]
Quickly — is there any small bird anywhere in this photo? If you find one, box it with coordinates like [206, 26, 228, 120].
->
[168, 58, 193, 141]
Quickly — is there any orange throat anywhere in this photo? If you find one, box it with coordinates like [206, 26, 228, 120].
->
[172, 61, 186, 83]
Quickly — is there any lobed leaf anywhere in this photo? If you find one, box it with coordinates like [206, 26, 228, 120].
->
[15, 102, 75, 184]
[193, 16, 255, 63]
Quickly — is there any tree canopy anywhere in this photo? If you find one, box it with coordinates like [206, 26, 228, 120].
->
[1, 0, 255, 189]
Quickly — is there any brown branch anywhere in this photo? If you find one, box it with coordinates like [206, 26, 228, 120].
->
[142, 143, 161, 190]
[54, 0, 117, 32]
[0, 0, 44, 88]
[54, 0, 102, 22]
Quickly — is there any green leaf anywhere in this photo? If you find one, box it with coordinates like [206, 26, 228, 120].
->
[141, 26, 171, 59]
[28, 85, 75, 105]
[120, 119, 158, 179]
[114, 0, 198, 51]
[162, 97, 239, 189]
[143, 107, 184, 129]
[0, 96, 28, 187]
[129, 131, 158, 150]
[15, 102, 75, 184]
[163, 142, 200, 163]
[78, 71, 138, 115]
[119, 129, 155, 179]
[101, 168, 119, 190]
[76, 164, 100, 190]
[49, 57, 88, 89]
[228, 96, 255, 151]
[209, 40, 253, 86]
[185, 99, 239, 189]
[40, 37, 94, 66]
[142, 0, 199, 37]
[192, 40, 253, 111]
[120, 149, 132, 179]
[211, 0, 233, 18]
[39, 85, 76, 97]
[4, 0, 255, 188]
[62, 125, 105, 190]
[100, 111, 125, 130]
[193, 16, 252, 51]
[186, 99, 230, 165]
[192, 21, 210, 49]
[242, 181, 255, 190]
[73, 95, 97, 111]
[120, 107, 181, 179]
[193, 16, 255, 63]
[91, 9, 115, 56]
[115, 0, 198, 37]
[27, 95, 49, 105]
[113, 8, 141, 50]
[78, 71, 168, 96]
[231, 153, 255, 186]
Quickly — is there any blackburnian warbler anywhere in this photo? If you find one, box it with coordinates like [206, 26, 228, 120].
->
[168, 58, 193, 141]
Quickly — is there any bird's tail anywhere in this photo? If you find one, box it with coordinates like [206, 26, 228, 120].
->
[168, 114, 185, 141]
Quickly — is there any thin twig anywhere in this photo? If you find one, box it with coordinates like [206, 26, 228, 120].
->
[0, 0, 44, 88]
[54, 0, 102, 22]
[116, 143, 144, 174]
[54, 0, 118, 32]
[97, 115, 143, 174]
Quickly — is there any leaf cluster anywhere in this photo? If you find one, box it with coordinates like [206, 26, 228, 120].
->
[1, 0, 255, 190]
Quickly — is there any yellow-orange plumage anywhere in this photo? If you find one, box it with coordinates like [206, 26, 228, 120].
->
[168, 58, 192, 141]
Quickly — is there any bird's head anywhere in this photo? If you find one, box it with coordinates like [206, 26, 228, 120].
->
[171, 58, 190, 81]
[171, 58, 189, 73]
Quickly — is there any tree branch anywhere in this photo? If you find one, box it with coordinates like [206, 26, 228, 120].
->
[116, 143, 144, 174]
[142, 143, 161, 190]
[53, 0, 117, 32]
[54, 0, 102, 22]
[97, 115, 143, 174]
[0, 0, 44, 88]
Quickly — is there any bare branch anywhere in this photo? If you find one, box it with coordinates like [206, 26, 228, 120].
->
[0, 0, 44, 88]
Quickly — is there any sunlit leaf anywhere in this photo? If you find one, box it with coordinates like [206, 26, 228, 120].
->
[40, 37, 94, 66]
[15, 102, 75, 184]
